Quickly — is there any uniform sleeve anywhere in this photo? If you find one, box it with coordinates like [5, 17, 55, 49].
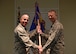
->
[17, 29, 38, 48]
[40, 30, 50, 38]
[41, 33, 49, 38]
[29, 29, 37, 38]
[42, 25, 61, 50]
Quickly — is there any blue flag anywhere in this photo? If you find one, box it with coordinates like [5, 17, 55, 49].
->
[29, 2, 45, 32]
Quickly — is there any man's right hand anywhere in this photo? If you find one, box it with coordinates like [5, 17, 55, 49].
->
[36, 25, 42, 34]
[38, 45, 43, 53]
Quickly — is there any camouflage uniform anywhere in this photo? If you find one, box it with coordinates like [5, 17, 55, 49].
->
[14, 23, 38, 54]
[41, 20, 65, 54]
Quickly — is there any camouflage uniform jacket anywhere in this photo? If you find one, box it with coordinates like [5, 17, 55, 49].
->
[14, 23, 38, 54]
[41, 20, 65, 54]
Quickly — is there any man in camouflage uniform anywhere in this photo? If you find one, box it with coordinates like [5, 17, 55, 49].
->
[38, 10, 65, 54]
[14, 14, 42, 54]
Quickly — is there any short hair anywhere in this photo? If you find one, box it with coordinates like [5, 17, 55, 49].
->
[21, 14, 29, 19]
[48, 10, 56, 13]
[48, 10, 57, 16]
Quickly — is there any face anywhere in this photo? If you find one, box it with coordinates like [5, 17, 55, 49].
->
[20, 14, 29, 27]
[48, 11, 57, 22]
